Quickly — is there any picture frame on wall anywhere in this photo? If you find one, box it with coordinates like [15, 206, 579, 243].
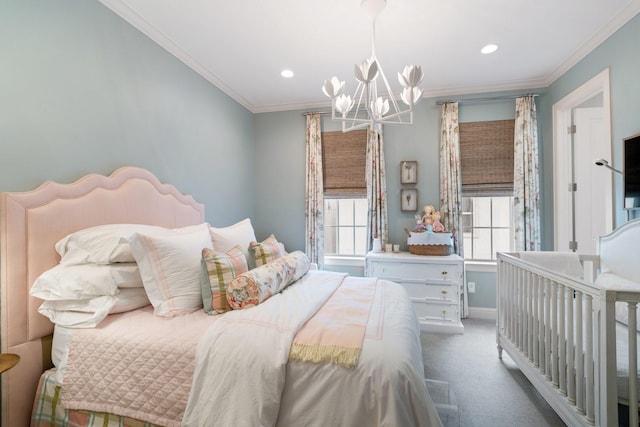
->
[401, 161, 417, 184]
[401, 188, 418, 212]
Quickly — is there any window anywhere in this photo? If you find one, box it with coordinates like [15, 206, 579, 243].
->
[462, 196, 513, 261]
[324, 198, 368, 256]
[459, 120, 515, 261]
[321, 130, 368, 260]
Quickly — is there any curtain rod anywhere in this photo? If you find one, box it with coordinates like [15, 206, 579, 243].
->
[302, 111, 332, 116]
[435, 93, 539, 106]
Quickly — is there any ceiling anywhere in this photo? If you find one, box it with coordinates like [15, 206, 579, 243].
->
[100, 0, 640, 113]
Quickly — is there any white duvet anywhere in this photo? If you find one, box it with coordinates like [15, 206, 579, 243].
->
[183, 270, 441, 427]
[59, 270, 441, 426]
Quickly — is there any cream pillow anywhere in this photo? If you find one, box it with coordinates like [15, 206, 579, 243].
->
[37, 288, 150, 328]
[209, 218, 257, 266]
[55, 224, 172, 265]
[128, 223, 213, 317]
[30, 263, 142, 301]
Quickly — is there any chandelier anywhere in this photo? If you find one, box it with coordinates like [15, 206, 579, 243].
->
[322, 0, 423, 133]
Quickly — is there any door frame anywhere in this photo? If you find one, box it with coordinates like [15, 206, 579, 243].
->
[552, 68, 612, 251]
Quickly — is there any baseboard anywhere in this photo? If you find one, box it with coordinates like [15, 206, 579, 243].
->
[467, 307, 496, 320]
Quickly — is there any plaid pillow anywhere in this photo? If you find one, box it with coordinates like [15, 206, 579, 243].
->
[200, 246, 248, 314]
[250, 234, 287, 267]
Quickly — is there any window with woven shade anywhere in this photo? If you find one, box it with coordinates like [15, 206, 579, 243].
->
[459, 120, 515, 196]
[321, 129, 368, 256]
[459, 120, 515, 261]
[321, 130, 367, 197]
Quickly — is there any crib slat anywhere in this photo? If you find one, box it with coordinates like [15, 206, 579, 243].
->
[531, 274, 540, 368]
[576, 290, 585, 414]
[559, 283, 567, 396]
[628, 302, 638, 427]
[545, 278, 552, 381]
[552, 281, 559, 388]
[537, 274, 544, 371]
[585, 294, 595, 424]
[567, 286, 575, 404]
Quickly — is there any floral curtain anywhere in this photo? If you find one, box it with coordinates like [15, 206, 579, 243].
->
[513, 95, 541, 251]
[366, 127, 388, 251]
[305, 113, 324, 265]
[439, 102, 463, 258]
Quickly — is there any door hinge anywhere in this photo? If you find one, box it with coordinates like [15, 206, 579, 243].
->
[568, 125, 576, 134]
[569, 241, 578, 251]
[568, 183, 577, 192]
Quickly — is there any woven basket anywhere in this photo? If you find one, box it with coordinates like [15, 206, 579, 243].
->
[408, 244, 453, 256]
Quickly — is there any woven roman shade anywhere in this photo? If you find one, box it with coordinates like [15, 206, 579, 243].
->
[459, 120, 515, 196]
[322, 129, 367, 197]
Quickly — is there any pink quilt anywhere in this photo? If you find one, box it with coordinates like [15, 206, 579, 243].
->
[60, 306, 218, 427]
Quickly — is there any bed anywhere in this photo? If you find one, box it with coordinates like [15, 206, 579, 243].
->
[0, 166, 441, 427]
[496, 218, 640, 426]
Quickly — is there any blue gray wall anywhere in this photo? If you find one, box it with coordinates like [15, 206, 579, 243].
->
[2, 2, 639, 310]
[0, 1, 255, 226]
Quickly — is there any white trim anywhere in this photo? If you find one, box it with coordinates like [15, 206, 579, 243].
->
[323, 255, 365, 268]
[552, 68, 613, 251]
[468, 307, 496, 320]
[464, 261, 497, 273]
[99, 0, 254, 112]
[544, 1, 640, 86]
[100, 0, 640, 114]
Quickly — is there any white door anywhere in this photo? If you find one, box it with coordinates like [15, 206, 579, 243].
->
[573, 107, 610, 254]
[553, 69, 612, 254]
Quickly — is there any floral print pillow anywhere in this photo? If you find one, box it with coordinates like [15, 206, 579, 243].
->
[226, 251, 310, 310]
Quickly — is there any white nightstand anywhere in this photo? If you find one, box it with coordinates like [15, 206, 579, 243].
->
[365, 251, 464, 334]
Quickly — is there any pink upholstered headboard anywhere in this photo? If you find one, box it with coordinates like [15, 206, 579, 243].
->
[0, 167, 205, 427]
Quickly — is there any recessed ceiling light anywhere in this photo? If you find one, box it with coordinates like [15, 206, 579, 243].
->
[481, 44, 499, 54]
[281, 69, 294, 78]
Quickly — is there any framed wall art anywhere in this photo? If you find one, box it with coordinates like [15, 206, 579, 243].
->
[401, 188, 418, 212]
[401, 161, 417, 184]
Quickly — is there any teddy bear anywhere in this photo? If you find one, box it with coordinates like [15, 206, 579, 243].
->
[421, 205, 436, 231]
[432, 210, 445, 232]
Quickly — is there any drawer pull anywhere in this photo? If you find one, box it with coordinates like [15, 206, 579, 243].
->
[441, 271, 448, 280]
[441, 290, 448, 299]
[441, 309, 447, 319]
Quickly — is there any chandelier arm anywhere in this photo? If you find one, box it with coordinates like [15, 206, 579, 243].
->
[375, 58, 406, 121]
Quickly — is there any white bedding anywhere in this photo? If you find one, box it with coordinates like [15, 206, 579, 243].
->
[184, 270, 440, 426]
[56, 270, 440, 427]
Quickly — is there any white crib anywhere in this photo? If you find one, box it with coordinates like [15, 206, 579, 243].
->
[497, 218, 640, 426]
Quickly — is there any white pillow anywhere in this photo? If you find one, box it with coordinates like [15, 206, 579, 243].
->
[30, 263, 142, 301]
[37, 288, 150, 328]
[128, 223, 213, 317]
[209, 218, 257, 266]
[55, 224, 172, 265]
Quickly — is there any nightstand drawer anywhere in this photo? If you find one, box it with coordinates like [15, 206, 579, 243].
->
[412, 300, 459, 323]
[368, 261, 460, 282]
[399, 281, 459, 303]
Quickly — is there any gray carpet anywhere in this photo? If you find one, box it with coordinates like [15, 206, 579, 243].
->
[421, 318, 566, 427]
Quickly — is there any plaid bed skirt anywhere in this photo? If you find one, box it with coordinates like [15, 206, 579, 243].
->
[31, 369, 164, 427]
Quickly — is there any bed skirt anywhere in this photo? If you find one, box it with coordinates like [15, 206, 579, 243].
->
[31, 369, 163, 427]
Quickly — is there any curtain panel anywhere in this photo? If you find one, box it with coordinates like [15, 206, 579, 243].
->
[439, 102, 463, 258]
[513, 95, 541, 251]
[305, 114, 324, 265]
[366, 128, 388, 251]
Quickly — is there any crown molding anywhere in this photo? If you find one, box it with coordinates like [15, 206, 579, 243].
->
[100, 0, 640, 115]
[544, 1, 640, 86]
[99, 0, 257, 113]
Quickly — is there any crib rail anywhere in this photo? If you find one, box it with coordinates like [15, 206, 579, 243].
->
[497, 252, 640, 427]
